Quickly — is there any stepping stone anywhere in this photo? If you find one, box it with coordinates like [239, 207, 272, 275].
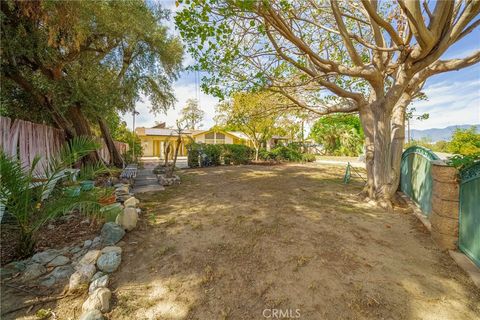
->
[132, 185, 165, 193]
[134, 180, 160, 187]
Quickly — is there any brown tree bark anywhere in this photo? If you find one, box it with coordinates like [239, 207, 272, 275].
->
[358, 105, 375, 199]
[68, 104, 101, 164]
[98, 117, 124, 167]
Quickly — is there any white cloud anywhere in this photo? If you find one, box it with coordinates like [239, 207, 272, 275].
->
[410, 78, 480, 129]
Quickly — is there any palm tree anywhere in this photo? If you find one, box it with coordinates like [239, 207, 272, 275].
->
[0, 136, 102, 257]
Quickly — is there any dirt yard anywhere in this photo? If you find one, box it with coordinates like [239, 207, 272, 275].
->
[4, 164, 479, 319]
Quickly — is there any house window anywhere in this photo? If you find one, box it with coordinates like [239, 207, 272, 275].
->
[215, 133, 225, 144]
[205, 132, 215, 144]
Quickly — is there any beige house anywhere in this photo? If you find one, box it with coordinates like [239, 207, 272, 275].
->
[136, 126, 254, 158]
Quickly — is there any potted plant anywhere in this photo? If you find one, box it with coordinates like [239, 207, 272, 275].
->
[98, 187, 116, 205]
[63, 180, 81, 198]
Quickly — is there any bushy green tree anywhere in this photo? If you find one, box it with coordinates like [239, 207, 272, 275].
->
[215, 91, 290, 160]
[310, 114, 364, 156]
[1, 0, 183, 166]
[176, 0, 480, 207]
[447, 127, 480, 156]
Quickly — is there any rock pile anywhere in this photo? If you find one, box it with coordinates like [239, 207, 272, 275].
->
[0, 183, 143, 319]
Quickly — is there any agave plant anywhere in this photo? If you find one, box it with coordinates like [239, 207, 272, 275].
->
[0, 136, 102, 257]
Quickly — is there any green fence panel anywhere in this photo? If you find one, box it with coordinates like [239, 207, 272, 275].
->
[400, 146, 440, 216]
[459, 162, 480, 268]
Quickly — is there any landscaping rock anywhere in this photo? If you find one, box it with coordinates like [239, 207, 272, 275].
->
[84, 239, 93, 248]
[101, 246, 122, 254]
[51, 265, 74, 279]
[115, 185, 129, 195]
[47, 255, 70, 267]
[115, 207, 138, 231]
[1, 260, 27, 278]
[88, 274, 109, 294]
[69, 264, 96, 292]
[91, 271, 105, 281]
[97, 251, 121, 273]
[22, 263, 47, 281]
[31, 249, 61, 265]
[91, 236, 102, 249]
[77, 250, 101, 268]
[123, 197, 139, 208]
[40, 275, 57, 287]
[101, 222, 125, 245]
[41, 265, 74, 287]
[79, 309, 104, 320]
[0, 266, 17, 278]
[70, 246, 83, 254]
[72, 248, 88, 262]
[82, 287, 111, 313]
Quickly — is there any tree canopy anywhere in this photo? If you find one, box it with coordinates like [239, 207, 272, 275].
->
[1, 0, 183, 165]
[310, 114, 364, 156]
[179, 98, 205, 130]
[176, 0, 480, 207]
[215, 91, 291, 159]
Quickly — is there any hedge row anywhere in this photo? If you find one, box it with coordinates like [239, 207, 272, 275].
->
[259, 144, 316, 162]
[187, 143, 254, 167]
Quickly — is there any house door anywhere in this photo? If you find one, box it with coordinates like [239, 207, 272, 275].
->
[153, 141, 161, 157]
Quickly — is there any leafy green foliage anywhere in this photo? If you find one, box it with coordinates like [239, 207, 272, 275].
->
[1, 0, 183, 138]
[310, 114, 364, 156]
[447, 153, 480, 170]
[407, 127, 480, 157]
[0, 136, 102, 257]
[222, 144, 254, 165]
[405, 138, 448, 153]
[203, 145, 223, 166]
[259, 143, 314, 162]
[187, 142, 254, 166]
[447, 127, 480, 156]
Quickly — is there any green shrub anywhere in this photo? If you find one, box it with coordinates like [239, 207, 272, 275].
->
[222, 144, 254, 164]
[203, 144, 222, 166]
[447, 153, 480, 170]
[271, 145, 303, 161]
[302, 153, 317, 162]
[187, 143, 202, 168]
[258, 149, 276, 161]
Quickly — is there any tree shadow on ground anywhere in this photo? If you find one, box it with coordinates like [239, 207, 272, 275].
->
[3, 164, 479, 319]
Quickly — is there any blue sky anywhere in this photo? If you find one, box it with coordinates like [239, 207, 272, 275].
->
[126, 1, 480, 132]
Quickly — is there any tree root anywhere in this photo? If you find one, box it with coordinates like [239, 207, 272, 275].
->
[0, 293, 81, 317]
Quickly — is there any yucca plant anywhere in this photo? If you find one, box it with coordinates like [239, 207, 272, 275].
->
[0, 136, 102, 257]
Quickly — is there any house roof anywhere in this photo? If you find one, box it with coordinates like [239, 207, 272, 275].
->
[144, 128, 179, 136]
[192, 129, 251, 141]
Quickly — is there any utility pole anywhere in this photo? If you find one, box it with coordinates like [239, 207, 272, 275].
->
[132, 108, 139, 161]
[407, 114, 424, 144]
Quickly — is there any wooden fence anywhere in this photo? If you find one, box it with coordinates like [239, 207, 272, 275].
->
[0, 116, 128, 173]
[1, 116, 65, 173]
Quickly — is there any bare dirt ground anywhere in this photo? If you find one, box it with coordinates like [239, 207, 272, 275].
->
[4, 164, 479, 319]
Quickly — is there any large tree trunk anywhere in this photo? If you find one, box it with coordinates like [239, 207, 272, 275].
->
[68, 104, 101, 164]
[360, 98, 408, 209]
[388, 100, 408, 197]
[372, 104, 394, 208]
[359, 106, 375, 198]
[98, 117, 124, 167]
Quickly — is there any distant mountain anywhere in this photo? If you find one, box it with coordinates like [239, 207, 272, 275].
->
[411, 124, 478, 142]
